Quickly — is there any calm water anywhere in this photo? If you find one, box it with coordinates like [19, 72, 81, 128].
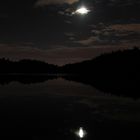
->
[0, 78, 140, 139]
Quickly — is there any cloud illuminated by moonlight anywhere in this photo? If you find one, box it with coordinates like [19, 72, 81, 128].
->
[35, 0, 79, 6]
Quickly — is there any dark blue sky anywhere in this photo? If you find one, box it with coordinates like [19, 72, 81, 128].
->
[0, 0, 140, 65]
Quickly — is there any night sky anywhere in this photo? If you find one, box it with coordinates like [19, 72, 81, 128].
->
[0, 0, 140, 65]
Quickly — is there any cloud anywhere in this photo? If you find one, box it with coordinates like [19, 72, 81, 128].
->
[75, 37, 99, 46]
[76, 23, 140, 46]
[75, 35, 120, 46]
[109, 24, 140, 32]
[93, 0, 140, 6]
[35, 0, 79, 6]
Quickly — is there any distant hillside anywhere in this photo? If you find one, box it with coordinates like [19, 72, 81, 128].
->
[61, 47, 140, 98]
[61, 47, 140, 75]
[0, 59, 58, 74]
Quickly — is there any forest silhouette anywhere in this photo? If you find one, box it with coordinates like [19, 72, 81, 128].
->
[0, 47, 140, 98]
[62, 47, 140, 98]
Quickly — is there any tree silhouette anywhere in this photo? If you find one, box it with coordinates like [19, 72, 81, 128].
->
[0, 47, 140, 98]
[0, 59, 59, 74]
[61, 47, 140, 98]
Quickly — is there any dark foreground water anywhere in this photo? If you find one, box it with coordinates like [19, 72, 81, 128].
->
[0, 78, 140, 139]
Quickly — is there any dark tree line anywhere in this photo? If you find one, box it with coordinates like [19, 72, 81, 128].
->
[61, 47, 140, 75]
[1, 47, 140, 75]
[0, 59, 58, 74]
[0, 47, 140, 98]
[61, 47, 140, 98]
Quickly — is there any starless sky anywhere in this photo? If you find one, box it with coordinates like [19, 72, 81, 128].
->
[0, 0, 140, 65]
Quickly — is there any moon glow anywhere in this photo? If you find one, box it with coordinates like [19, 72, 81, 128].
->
[75, 6, 90, 15]
[75, 127, 87, 139]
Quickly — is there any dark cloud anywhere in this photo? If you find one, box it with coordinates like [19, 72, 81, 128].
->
[74, 23, 140, 46]
[35, 0, 79, 6]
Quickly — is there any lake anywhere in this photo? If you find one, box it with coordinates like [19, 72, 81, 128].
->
[0, 77, 140, 139]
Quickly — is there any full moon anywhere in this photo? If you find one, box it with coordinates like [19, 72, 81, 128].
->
[75, 7, 90, 15]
